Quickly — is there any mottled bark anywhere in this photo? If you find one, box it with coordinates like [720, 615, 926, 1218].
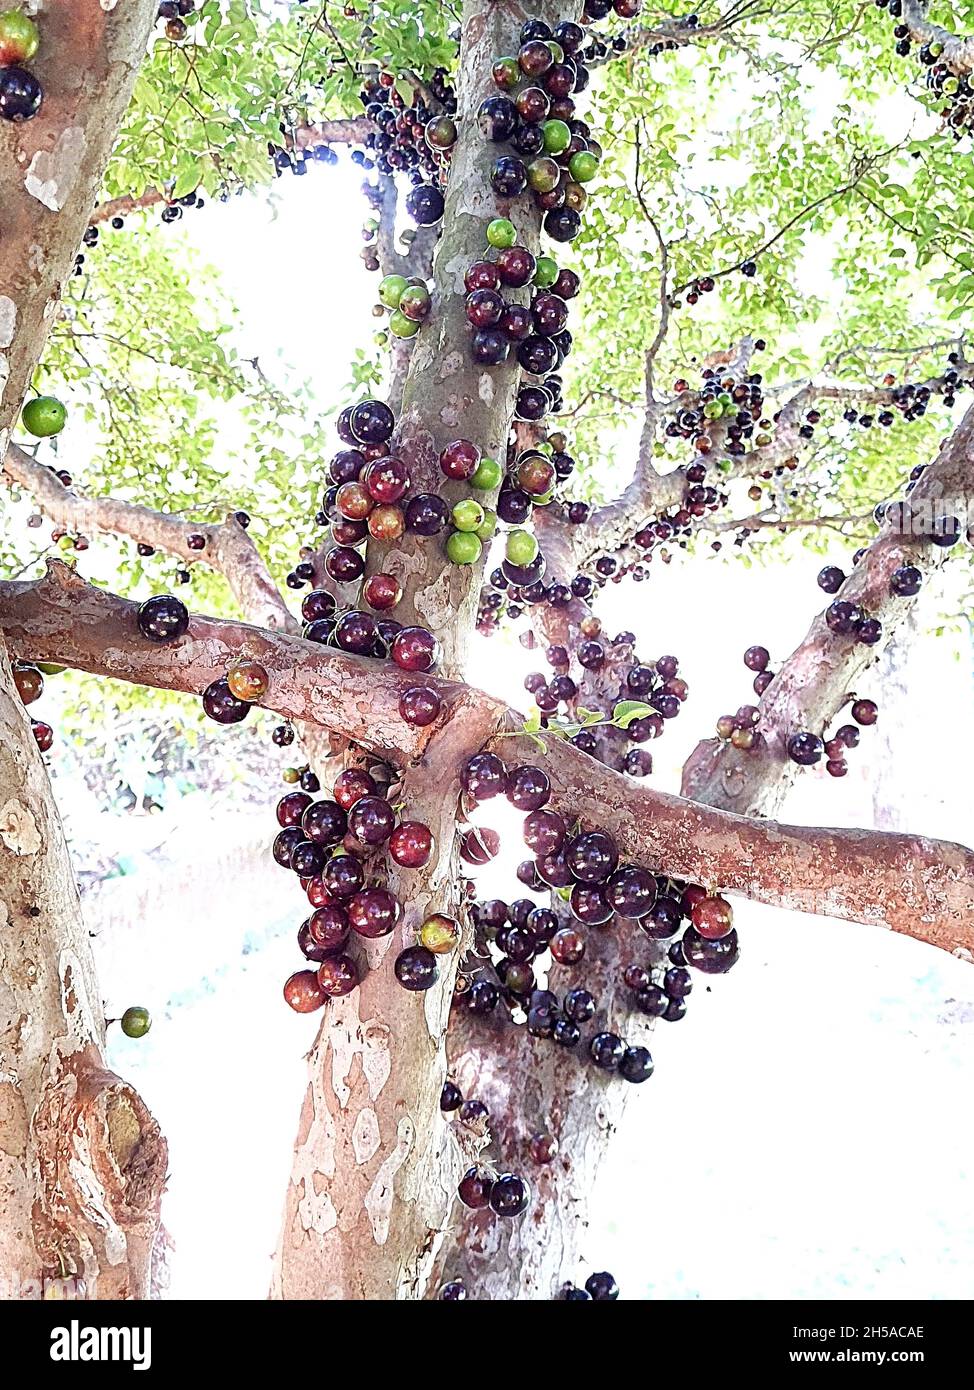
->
[271, 0, 584, 1299]
[0, 641, 166, 1298]
[0, 0, 164, 1298]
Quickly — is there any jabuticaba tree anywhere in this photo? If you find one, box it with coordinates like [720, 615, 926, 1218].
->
[1, 0, 974, 1302]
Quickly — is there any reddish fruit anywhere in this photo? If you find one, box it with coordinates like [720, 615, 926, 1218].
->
[284, 970, 329, 1013]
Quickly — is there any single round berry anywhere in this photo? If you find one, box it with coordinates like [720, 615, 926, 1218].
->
[0, 65, 41, 121]
[22, 396, 66, 438]
[202, 677, 249, 725]
[226, 659, 268, 703]
[690, 893, 734, 940]
[395, 945, 439, 991]
[488, 1173, 529, 1217]
[388, 820, 434, 869]
[585, 1271, 620, 1300]
[120, 1005, 151, 1038]
[420, 913, 462, 954]
[316, 954, 360, 997]
[458, 1166, 494, 1209]
[137, 594, 189, 643]
[284, 970, 329, 1013]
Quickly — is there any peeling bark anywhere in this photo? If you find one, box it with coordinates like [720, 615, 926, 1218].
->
[0, 642, 166, 1297]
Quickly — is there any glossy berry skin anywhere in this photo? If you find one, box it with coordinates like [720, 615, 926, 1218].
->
[619, 1046, 654, 1084]
[405, 493, 449, 536]
[817, 565, 845, 594]
[570, 884, 613, 925]
[606, 866, 657, 918]
[405, 183, 444, 225]
[349, 398, 395, 445]
[284, 970, 329, 1013]
[465, 259, 501, 292]
[462, 751, 508, 800]
[439, 438, 480, 480]
[120, 1005, 151, 1039]
[301, 799, 348, 847]
[852, 698, 878, 726]
[478, 95, 517, 141]
[566, 831, 618, 883]
[348, 795, 395, 845]
[691, 893, 734, 940]
[495, 245, 536, 288]
[348, 887, 400, 938]
[683, 925, 740, 974]
[787, 731, 824, 766]
[589, 1031, 625, 1070]
[0, 10, 39, 66]
[420, 913, 461, 954]
[272, 827, 304, 869]
[391, 626, 439, 672]
[488, 1173, 529, 1217]
[664, 966, 693, 999]
[398, 686, 441, 727]
[440, 1081, 463, 1112]
[890, 564, 921, 597]
[276, 791, 312, 828]
[202, 678, 249, 725]
[226, 659, 268, 702]
[362, 573, 402, 611]
[333, 768, 377, 811]
[562, 988, 595, 1025]
[585, 1271, 620, 1300]
[457, 1166, 494, 1209]
[334, 610, 377, 655]
[12, 662, 43, 706]
[323, 854, 365, 900]
[137, 594, 189, 642]
[491, 155, 528, 197]
[506, 764, 550, 811]
[301, 589, 337, 624]
[389, 820, 434, 869]
[744, 644, 770, 672]
[307, 905, 351, 955]
[439, 1281, 466, 1301]
[519, 806, 566, 856]
[316, 954, 360, 997]
[0, 66, 41, 121]
[470, 328, 510, 366]
[22, 396, 66, 437]
[290, 841, 326, 879]
[543, 206, 581, 242]
[550, 926, 585, 964]
[395, 945, 439, 991]
[466, 288, 504, 328]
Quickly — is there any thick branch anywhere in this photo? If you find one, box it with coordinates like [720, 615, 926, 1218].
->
[3, 443, 296, 634]
[0, 560, 476, 763]
[683, 399, 974, 818]
[901, 0, 974, 71]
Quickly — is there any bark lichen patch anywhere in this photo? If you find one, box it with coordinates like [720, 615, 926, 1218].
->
[25, 127, 87, 213]
[363, 1116, 414, 1246]
[0, 1076, 28, 1157]
[0, 297, 16, 348]
[0, 798, 42, 856]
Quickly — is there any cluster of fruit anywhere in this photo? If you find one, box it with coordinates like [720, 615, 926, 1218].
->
[457, 749, 737, 1050]
[271, 762, 460, 1013]
[0, 8, 41, 122]
[363, 66, 458, 198]
[875, 0, 974, 139]
[438, 1268, 620, 1300]
[156, 0, 196, 45]
[12, 660, 54, 754]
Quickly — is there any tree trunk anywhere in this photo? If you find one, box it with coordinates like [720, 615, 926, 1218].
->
[0, 0, 165, 1295]
[272, 0, 582, 1299]
[0, 642, 166, 1298]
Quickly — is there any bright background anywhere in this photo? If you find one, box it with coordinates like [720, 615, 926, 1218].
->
[38, 161, 974, 1300]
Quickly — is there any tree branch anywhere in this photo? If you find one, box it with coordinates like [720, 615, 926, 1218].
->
[901, 0, 974, 71]
[4, 562, 973, 955]
[3, 443, 297, 635]
[683, 398, 974, 818]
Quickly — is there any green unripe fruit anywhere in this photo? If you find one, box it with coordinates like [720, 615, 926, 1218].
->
[492, 56, 520, 91]
[120, 1006, 151, 1039]
[547, 41, 564, 64]
[36, 662, 65, 676]
[568, 150, 599, 183]
[470, 456, 503, 490]
[533, 489, 555, 507]
[446, 530, 483, 565]
[505, 529, 539, 566]
[0, 10, 40, 65]
[452, 499, 485, 532]
[703, 400, 723, 420]
[542, 120, 571, 155]
[476, 509, 498, 542]
[486, 217, 516, 249]
[22, 396, 66, 438]
[389, 310, 420, 339]
[533, 256, 559, 288]
[378, 274, 408, 308]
